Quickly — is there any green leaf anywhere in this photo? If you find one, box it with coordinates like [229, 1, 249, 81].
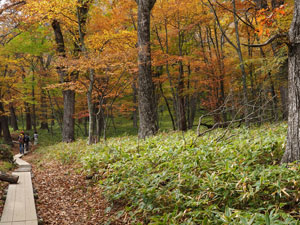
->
[265, 212, 271, 225]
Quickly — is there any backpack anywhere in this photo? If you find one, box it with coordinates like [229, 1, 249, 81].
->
[24, 135, 30, 143]
[18, 135, 24, 143]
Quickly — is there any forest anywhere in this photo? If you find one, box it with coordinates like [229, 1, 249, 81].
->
[0, 0, 300, 224]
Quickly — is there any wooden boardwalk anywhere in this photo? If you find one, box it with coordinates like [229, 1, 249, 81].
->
[0, 155, 38, 225]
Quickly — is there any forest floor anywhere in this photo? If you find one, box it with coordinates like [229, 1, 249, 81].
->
[0, 171, 8, 217]
[2, 123, 300, 224]
[24, 151, 131, 225]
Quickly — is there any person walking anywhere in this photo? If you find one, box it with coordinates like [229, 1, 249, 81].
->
[24, 133, 30, 153]
[18, 131, 25, 155]
[33, 131, 38, 145]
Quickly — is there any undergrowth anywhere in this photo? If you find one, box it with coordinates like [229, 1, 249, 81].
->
[37, 123, 300, 224]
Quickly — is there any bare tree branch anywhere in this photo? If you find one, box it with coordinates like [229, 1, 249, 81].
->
[150, 0, 156, 10]
[205, 0, 238, 51]
[215, 1, 256, 30]
[0, 1, 26, 15]
[242, 33, 288, 47]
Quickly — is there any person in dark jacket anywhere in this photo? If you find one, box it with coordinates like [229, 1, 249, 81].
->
[24, 133, 30, 153]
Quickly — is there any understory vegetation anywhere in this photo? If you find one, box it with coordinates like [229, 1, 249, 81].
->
[34, 122, 300, 224]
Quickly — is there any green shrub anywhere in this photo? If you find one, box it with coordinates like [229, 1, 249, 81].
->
[41, 123, 300, 224]
[0, 144, 13, 163]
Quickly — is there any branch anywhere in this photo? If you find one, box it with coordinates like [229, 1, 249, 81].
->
[242, 33, 288, 47]
[215, 1, 256, 30]
[0, 1, 26, 15]
[150, 0, 156, 10]
[205, 0, 238, 51]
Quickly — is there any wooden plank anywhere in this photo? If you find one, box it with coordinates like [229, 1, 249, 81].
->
[14, 168, 31, 173]
[11, 173, 26, 222]
[11, 222, 25, 225]
[0, 222, 12, 225]
[1, 155, 37, 225]
[25, 221, 38, 225]
[1, 185, 16, 222]
[14, 158, 30, 167]
[23, 173, 36, 221]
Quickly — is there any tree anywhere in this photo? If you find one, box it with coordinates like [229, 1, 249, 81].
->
[136, 0, 158, 138]
[52, 20, 75, 142]
[0, 103, 12, 145]
[281, 1, 300, 163]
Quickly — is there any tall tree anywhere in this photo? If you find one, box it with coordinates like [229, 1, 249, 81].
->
[136, 0, 158, 138]
[76, 0, 94, 145]
[281, 1, 300, 163]
[9, 104, 18, 131]
[52, 20, 75, 142]
[0, 103, 12, 145]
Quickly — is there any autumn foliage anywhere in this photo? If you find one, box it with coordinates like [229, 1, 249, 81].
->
[0, 0, 292, 142]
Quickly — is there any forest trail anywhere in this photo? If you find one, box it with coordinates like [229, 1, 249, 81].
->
[0, 154, 38, 225]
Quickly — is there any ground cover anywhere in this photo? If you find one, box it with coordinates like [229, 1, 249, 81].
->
[0, 144, 15, 218]
[32, 122, 300, 224]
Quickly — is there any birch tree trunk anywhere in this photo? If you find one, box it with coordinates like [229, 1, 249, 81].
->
[136, 0, 158, 138]
[281, 1, 300, 163]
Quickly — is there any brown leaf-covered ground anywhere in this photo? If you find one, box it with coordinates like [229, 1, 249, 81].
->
[0, 176, 8, 216]
[25, 153, 131, 225]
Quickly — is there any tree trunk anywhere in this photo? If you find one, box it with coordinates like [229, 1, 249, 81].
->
[47, 91, 62, 131]
[62, 90, 75, 142]
[9, 105, 18, 131]
[281, 2, 300, 163]
[159, 82, 176, 130]
[76, 0, 93, 144]
[280, 86, 288, 119]
[40, 89, 49, 130]
[0, 122, 2, 137]
[132, 79, 138, 129]
[52, 20, 75, 142]
[136, 0, 158, 139]
[233, 0, 248, 125]
[0, 103, 12, 145]
[253, 0, 268, 9]
[271, 0, 284, 9]
[84, 117, 88, 137]
[87, 69, 95, 145]
[0, 172, 19, 184]
[24, 103, 31, 131]
[177, 61, 187, 131]
[189, 92, 197, 129]
[32, 72, 37, 132]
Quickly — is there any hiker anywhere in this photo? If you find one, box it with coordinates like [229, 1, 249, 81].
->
[33, 131, 38, 145]
[24, 133, 30, 153]
[18, 131, 25, 155]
